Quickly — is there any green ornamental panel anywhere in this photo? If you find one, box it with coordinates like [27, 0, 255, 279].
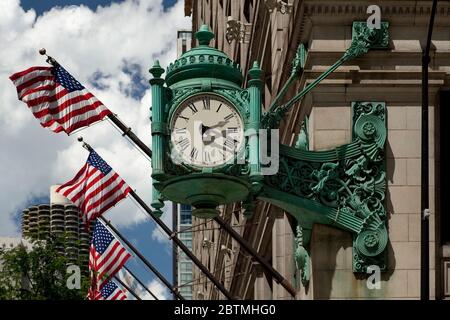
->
[260, 102, 387, 280]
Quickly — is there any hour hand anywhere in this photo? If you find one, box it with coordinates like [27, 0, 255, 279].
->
[201, 121, 227, 138]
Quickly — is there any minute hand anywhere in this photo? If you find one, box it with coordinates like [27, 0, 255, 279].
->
[206, 121, 228, 130]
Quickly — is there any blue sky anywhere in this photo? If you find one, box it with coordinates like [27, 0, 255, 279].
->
[1, 0, 191, 300]
[21, 0, 178, 15]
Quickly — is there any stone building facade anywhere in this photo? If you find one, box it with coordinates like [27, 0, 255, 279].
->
[186, 0, 450, 299]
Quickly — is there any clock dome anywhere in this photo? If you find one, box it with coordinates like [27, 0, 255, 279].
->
[165, 25, 244, 88]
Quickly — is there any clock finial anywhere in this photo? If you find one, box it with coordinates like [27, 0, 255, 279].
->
[195, 24, 214, 46]
[149, 60, 164, 79]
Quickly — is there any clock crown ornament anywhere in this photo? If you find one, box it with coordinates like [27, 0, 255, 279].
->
[165, 25, 244, 88]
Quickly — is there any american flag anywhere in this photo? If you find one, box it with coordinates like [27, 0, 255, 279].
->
[56, 150, 131, 225]
[90, 280, 127, 300]
[9, 65, 111, 135]
[89, 220, 131, 291]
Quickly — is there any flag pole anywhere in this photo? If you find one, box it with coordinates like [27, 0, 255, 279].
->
[213, 216, 297, 297]
[114, 275, 142, 300]
[128, 188, 234, 300]
[78, 136, 295, 298]
[78, 137, 233, 299]
[106, 113, 152, 158]
[99, 216, 184, 300]
[123, 265, 159, 300]
[38, 49, 152, 159]
[38, 48, 58, 66]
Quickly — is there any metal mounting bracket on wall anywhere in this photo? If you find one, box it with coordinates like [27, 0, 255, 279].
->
[256, 21, 390, 284]
[260, 102, 388, 280]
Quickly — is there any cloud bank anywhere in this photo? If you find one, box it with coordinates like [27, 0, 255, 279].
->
[0, 0, 191, 236]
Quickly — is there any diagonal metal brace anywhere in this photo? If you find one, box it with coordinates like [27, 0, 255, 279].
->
[262, 21, 389, 129]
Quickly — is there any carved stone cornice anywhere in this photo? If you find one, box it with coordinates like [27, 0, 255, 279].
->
[303, 1, 450, 17]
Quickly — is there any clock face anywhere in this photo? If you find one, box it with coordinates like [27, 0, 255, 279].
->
[170, 94, 244, 167]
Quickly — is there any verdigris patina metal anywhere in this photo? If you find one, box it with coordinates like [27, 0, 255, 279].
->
[149, 22, 389, 282]
[261, 101, 387, 276]
[149, 25, 263, 218]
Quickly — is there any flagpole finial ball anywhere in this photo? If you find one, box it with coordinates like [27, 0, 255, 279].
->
[77, 137, 84, 142]
[39, 48, 46, 55]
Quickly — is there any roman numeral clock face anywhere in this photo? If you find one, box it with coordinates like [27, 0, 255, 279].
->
[170, 94, 244, 167]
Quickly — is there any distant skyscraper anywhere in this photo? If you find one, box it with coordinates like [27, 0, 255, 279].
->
[177, 204, 193, 300]
[177, 30, 192, 55]
[21, 185, 92, 272]
[172, 29, 194, 300]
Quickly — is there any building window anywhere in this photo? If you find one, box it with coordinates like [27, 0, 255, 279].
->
[243, 0, 252, 23]
[177, 31, 192, 39]
[180, 231, 192, 239]
[226, 0, 231, 16]
[182, 239, 192, 249]
[180, 273, 193, 282]
[180, 262, 192, 272]
[180, 204, 192, 224]
[440, 91, 450, 244]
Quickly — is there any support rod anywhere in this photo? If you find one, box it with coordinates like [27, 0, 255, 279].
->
[213, 216, 297, 298]
[99, 216, 184, 300]
[123, 265, 159, 300]
[172, 202, 179, 301]
[114, 275, 142, 300]
[263, 28, 382, 127]
[268, 73, 298, 112]
[107, 113, 152, 158]
[268, 43, 307, 113]
[128, 190, 234, 300]
[421, 0, 438, 301]
[278, 54, 347, 115]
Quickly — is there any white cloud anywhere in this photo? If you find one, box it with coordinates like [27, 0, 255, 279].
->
[0, 0, 191, 236]
[151, 201, 173, 244]
[116, 267, 170, 300]
[141, 279, 170, 300]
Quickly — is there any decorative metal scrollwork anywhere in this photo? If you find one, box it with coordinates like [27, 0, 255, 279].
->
[262, 102, 387, 275]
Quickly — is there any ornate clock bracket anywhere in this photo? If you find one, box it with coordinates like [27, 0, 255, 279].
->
[260, 101, 387, 283]
[257, 22, 389, 284]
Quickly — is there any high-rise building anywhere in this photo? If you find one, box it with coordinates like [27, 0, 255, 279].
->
[21, 186, 92, 271]
[176, 204, 194, 299]
[172, 29, 194, 300]
[186, 0, 450, 299]
[177, 30, 193, 55]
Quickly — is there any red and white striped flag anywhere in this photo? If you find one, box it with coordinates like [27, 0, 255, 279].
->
[9, 65, 111, 135]
[89, 220, 131, 291]
[56, 150, 131, 225]
[89, 280, 127, 300]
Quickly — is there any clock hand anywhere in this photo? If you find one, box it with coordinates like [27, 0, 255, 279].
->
[200, 123, 209, 136]
[207, 121, 228, 130]
[201, 121, 228, 137]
